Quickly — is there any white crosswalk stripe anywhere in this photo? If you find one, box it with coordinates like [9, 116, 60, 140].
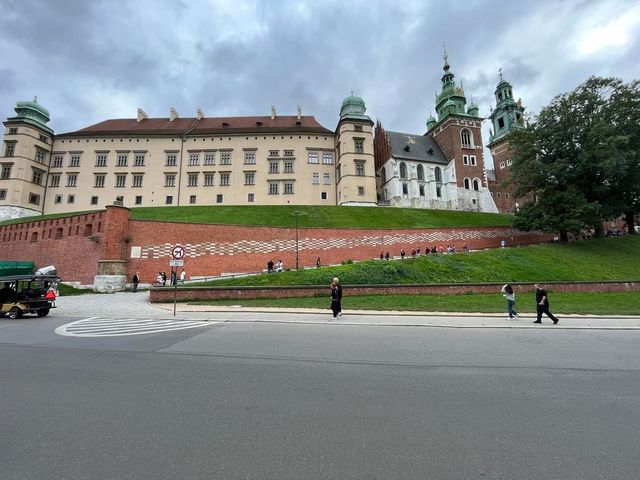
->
[55, 316, 213, 337]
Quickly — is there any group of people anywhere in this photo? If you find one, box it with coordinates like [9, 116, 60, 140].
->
[380, 244, 469, 260]
[148, 270, 186, 288]
[266, 260, 284, 273]
[501, 283, 559, 324]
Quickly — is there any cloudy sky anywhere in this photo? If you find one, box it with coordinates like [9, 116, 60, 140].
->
[2, 0, 640, 164]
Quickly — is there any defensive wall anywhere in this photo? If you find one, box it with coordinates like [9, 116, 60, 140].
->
[0, 204, 553, 288]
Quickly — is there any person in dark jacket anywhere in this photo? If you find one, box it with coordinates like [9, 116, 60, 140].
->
[330, 277, 343, 318]
[534, 283, 559, 324]
[132, 272, 140, 292]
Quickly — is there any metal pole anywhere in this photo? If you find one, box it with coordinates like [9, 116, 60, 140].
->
[294, 210, 300, 270]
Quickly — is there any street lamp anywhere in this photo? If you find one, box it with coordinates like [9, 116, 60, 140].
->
[294, 210, 301, 270]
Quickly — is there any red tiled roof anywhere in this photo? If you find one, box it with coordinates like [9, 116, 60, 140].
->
[57, 115, 334, 137]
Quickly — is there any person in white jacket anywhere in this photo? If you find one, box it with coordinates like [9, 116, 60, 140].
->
[501, 284, 519, 320]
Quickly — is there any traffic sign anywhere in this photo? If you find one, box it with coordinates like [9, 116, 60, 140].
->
[169, 259, 184, 267]
[171, 245, 185, 259]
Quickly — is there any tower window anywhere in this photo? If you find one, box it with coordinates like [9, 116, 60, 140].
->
[355, 161, 365, 176]
[498, 117, 505, 129]
[399, 162, 407, 179]
[354, 139, 364, 154]
[461, 128, 473, 148]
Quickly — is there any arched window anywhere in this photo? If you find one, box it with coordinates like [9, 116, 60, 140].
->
[434, 166, 442, 183]
[400, 162, 407, 179]
[417, 164, 424, 181]
[461, 128, 473, 148]
[464, 178, 470, 190]
[473, 178, 480, 191]
[380, 167, 386, 184]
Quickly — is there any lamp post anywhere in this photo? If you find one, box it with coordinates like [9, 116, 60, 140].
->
[294, 210, 301, 270]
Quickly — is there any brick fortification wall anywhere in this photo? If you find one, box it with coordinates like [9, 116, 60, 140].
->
[0, 212, 104, 284]
[0, 207, 552, 285]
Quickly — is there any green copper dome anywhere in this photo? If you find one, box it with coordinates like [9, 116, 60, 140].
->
[339, 92, 371, 122]
[16, 99, 50, 118]
[467, 101, 479, 116]
[7, 97, 53, 134]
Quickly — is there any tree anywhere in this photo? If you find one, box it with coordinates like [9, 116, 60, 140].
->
[508, 77, 640, 238]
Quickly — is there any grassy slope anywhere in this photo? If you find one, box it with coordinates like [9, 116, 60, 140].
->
[202, 235, 640, 286]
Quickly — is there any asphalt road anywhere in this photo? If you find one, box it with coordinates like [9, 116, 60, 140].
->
[1, 308, 640, 479]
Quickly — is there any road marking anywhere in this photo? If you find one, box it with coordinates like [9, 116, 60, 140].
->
[55, 317, 213, 337]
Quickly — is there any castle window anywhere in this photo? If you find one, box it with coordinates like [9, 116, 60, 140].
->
[8, 128, 17, 135]
[69, 154, 81, 167]
[189, 195, 196, 204]
[402, 183, 408, 195]
[307, 152, 319, 164]
[284, 150, 294, 157]
[358, 186, 364, 196]
[461, 128, 473, 148]
[54, 195, 62, 204]
[28, 193, 40, 205]
[220, 152, 232, 165]
[354, 125, 363, 132]
[0, 189, 6, 200]
[187, 173, 198, 187]
[355, 161, 365, 176]
[498, 117, 505, 129]
[248, 193, 255, 203]
[312, 173, 320, 184]
[244, 152, 256, 164]
[189, 152, 200, 166]
[434, 166, 442, 183]
[473, 179, 480, 191]
[52, 154, 64, 168]
[31, 168, 44, 185]
[380, 167, 387, 184]
[67, 194, 75, 204]
[132, 174, 144, 187]
[48, 174, 60, 187]
[4, 142, 15, 157]
[219, 172, 230, 186]
[165, 174, 176, 187]
[419, 185, 425, 196]
[507, 159, 513, 166]
[284, 161, 294, 173]
[136, 196, 143, 205]
[470, 155, 477, 166]
[463, 155, 469, 165]
[436, 186, 442, 198]
[166, 195, 173, 204]
[464, 178, 470, 190]
[116, 153, 128, 167]
[322, 152, 333, 164]
[499, 162, 506, 169]
[354, 139, 364, 154]
[35, 149, 47, 164]
[204, 151, 215, 165]
[244, 172, 255, 185]
[284, 182, 294, 195]
[94, 174, 106, 188]
[217, 194, 223, 203]
[95, 153, 107, 167]
[269, 150, 279, 157]
[166, 153, 177, 166]
[269, 161, 279, 174]
[66, 174, 78, 187]
[323, 173, 331, 185]
[115, 174, 126, 188]
[321, 192, 327, 200]
[91, 196, 98, 205]
[268, 182, 279, 195]
[400, 162, 407, 179]
[134, 153, 145, 166]
[417, 164, 424, 180]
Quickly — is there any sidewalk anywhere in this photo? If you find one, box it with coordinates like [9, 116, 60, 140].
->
[150, 303, 640, 330]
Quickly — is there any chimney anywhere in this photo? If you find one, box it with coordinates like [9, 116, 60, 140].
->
[297, 105, 301, 120]
[136, 108, 148, 123]
[169, 107, 180, 121]
[271, 105, 276, 120]
[196, 108, 204, 120]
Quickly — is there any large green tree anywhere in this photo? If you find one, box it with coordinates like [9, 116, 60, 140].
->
[508, 77, 640, 239]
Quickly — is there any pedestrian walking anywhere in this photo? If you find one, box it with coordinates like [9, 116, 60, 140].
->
[501, 283, 518, 320]
[132, 272, 140, 292]
[180, 270, 186, 284]
[45, 286, 56, 307]
[330, 277, 343, 319]
[316, 257, 321, 268]
[534, 283, 559, 324]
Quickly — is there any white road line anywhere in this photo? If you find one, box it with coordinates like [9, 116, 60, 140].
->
[55, 317, 213, 337]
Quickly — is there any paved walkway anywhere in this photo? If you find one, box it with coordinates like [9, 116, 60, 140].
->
[55, 291, 640, 330]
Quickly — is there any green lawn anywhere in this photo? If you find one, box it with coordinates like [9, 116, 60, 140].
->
[202, 235, 640, 286]
[190, 292, 640, 316]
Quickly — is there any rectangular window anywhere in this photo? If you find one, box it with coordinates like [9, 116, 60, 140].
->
[91, 196, 99, 205]
[166, 153, 177, 166]
[337, 164, 341, 180]
[323, 173, 331, 185]
[355, 161, 365, 176]
[498, 117, 505, 129]
[244, 152, 256, 164]
[35, 149, 46, 164]
[204, 173, 215, 186]
[8, 128, 17, 135]
[189, 195, 196, 204]
[187, 173, 198, 187]
[5, 143, 15, 157]
[54, 195, 62, 204]
[31, 168, 44, 185]
[506, 159, 512, 166]
[29, 193, 40, 205]
[69, 154, 81, 167]
[354, 125, 363, 132]
[402, 183, 408, 195]
[499, 162, 506, 169]
[67, 194, 75, 204]
[95, 153, 107, 167]
[115, 174, 126, 188]
[116, 153, 128, 167]
[284, 182, 294, 195]
[220, 151, 232, 165]
[49, 174, 60, 187]
[358, 186, 365, 196]
[269, 182, 279, 195]
[354, 139, 364, 154]
[94, 174, 106, 188]
[463, 155, 469, 165]
[166, 195, 173, 205]
[245, 172, 255, 185]
[284, 161, 294, 173]
[165, 174, 176, 187]
[132, 174, 143, 187]
[135, 195, 143, 205]
[321, 191, 327, 200]
[52, 154, 64, 168]
[269, 150, 279, 157]
[312, 172, 320, 184]
[268, 161, 279, 174]
[470, 155, 477, 166]
[66, 174, 78, 187]
[322, 152, 333, 164]
[1, 164, 11, 179]
[284, 150, 294, 157]
[216, 194, 223, 203]
[308, 152, 319, 164]
[39, 134, 48, 143]
[134, 153, 145, 166]
[247, 193, 254, 203]
[204, 151, 215, 165]
[189, 152, 200, 166]
[219, 173, 230, 186]
[419, 185, 425, 196]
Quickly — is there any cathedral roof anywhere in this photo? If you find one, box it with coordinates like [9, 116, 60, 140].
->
[385, 130, 448, 164]
[57, 115, 334, 137]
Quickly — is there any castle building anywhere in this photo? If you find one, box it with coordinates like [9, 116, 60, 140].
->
[0, 95, 378, 220]
[486, 71, 526, 213]
[374, 53, 498, 213]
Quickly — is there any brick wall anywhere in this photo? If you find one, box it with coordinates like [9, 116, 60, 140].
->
[149, 281, 640, 302]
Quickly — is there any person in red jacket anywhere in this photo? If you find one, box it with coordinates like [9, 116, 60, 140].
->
[45, 287, 56, 307]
